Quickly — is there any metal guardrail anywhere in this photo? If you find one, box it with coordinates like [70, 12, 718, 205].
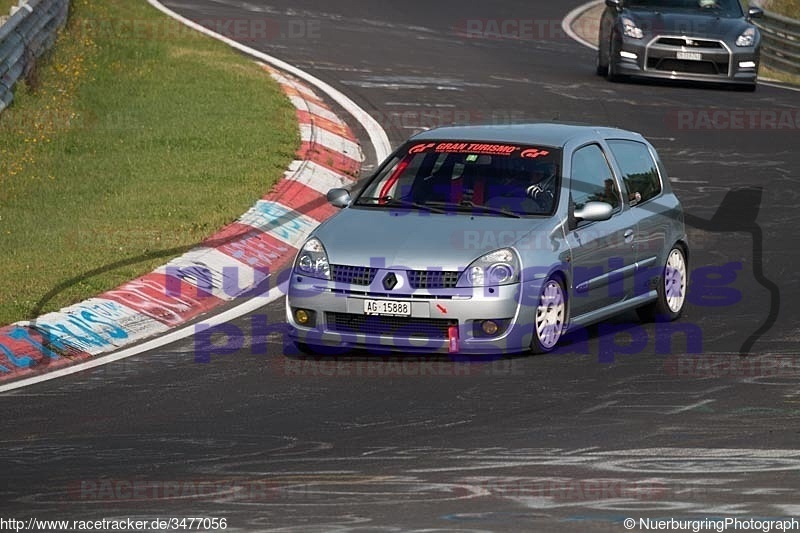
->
[0, 0, 69, 115]
[753, 2, 800, 75]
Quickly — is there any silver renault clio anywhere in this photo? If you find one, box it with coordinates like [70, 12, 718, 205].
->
[286, 123, 688, 355]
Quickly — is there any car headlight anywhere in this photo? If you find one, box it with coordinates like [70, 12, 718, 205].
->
[621, 17, 643, 39]
[457, 248, 520, 287]
[736, 27, 756, 47]
[295, 238, 331, 280]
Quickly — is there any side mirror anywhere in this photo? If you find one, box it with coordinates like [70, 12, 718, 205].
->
[748, 7, 764, 19]
[326, 188, 351, 208]
[574, 201, 613, 223]
[605, 0, 622, 10]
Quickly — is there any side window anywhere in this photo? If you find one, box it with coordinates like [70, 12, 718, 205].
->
[607, 140, 662, 205]
[570, 144, 621, 213]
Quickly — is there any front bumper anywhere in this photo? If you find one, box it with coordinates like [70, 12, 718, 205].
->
[286, 270, 538, 355]
[613, 35, 759, 85]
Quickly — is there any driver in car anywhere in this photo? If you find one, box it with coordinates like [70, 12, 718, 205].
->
[484, 161, 557, 214]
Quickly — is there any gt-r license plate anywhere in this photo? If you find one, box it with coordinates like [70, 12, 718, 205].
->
[676, 51, 702, 61]
[363, 299, 411, 316]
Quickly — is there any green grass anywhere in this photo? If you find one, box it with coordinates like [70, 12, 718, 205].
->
[766, 0, 800, 17]
[0, 0, 14, 15]
[0, 0, 298, 325]
[760, 0, 800, 86]
[762, 64, 800, 84]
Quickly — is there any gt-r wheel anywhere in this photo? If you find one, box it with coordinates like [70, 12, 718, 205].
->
[596, 47, 609, 76]
[637, 245, 688, 322]
[607, 37, 624, 82]
[531, 278, 566, 354]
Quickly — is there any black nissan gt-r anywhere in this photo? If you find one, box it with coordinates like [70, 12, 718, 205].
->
[597, 0, 764, 90]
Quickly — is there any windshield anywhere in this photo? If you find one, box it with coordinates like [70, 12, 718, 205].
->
[625, 0, 743, 17]
[356, 141, 562, 217]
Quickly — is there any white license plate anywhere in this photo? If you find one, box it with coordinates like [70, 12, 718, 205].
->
[363, 299, 411, 316]
[676, 51, 702, 61]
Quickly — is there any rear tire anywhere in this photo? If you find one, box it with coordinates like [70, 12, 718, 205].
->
[637, 246, 688, 322]
[607, 58, 621, 82]
[531, 278, 567, 354]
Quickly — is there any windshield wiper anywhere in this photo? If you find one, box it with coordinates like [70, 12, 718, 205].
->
[357, 196, 447, 214]
[426, 200, 522, 219]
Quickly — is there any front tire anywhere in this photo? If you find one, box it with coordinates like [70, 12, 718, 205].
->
[637, 246, 688, 322]
[531, 278, 567, 354]
[596, 47, 609, 76]
[607, 37, 624, 82]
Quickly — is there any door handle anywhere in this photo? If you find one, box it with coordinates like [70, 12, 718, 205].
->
[623, 229, 634, 243]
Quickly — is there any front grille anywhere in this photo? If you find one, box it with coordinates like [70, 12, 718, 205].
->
[647, 58, 725, 75]
[331, 265, 378, 285]
[646, 35, 730, 77]
[327, 312, 457, 339]
[330, 288, 456, 299]
[656, 37, 723, 49]
[407, 270, 460, 289]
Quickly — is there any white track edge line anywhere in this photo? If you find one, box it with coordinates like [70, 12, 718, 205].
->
[0, 288, 283, 393]
[562, 0, 602, 52]
[759, 80, 800, 92]
[1, 2, 392, 393]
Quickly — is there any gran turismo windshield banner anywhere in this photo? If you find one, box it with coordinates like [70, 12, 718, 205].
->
[357, 141, 563, 217]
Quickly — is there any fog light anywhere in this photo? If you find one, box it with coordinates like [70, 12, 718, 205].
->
[481, 320, 499, 336]
[620, 51, 638, 60]
[295, 309, 310, 325]
[739, 60, 756, 69]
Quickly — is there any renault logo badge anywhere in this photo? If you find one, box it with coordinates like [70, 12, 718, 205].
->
[383, 273, 398, 291]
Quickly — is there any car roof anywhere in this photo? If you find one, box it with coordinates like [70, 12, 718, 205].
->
[410, 122, 644, 148]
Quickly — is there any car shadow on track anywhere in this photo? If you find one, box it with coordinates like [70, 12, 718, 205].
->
[603, 75, 758, 92]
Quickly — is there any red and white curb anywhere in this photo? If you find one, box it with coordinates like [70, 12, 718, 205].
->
[0, 63, 369, 391]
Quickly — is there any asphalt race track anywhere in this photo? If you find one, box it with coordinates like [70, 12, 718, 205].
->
[3, 1, 800, 531]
